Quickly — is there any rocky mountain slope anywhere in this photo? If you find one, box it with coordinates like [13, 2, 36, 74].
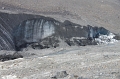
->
[0, 0, 120, 33]
[0, 0, 120, 79]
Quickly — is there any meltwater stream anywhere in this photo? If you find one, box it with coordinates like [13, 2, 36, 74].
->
[0, 12, 117, 51]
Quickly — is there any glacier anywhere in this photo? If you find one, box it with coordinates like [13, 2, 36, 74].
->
[0, 12, 119, 51]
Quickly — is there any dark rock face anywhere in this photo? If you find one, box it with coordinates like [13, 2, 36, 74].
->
[51, 71, 88, 79]
[0, 12, 111, 51]
[51, 71, 68, 79]
[0, 52, 23, 62]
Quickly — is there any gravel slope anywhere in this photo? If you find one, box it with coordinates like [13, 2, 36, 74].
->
[0, 42, 120, 79]
[0, 0, 120, 33]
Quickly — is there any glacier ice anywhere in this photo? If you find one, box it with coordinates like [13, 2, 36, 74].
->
[95, 33, 118, 45]
[0, 12, 119, 51]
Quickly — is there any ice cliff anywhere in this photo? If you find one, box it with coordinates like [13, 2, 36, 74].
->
[0, 12, 119, 51]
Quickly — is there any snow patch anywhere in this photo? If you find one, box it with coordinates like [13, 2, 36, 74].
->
[95, 33, 118, 45]
[74, 26, 78, 28]
[70, 37, 87, 41]
[2, 75, 18, 79]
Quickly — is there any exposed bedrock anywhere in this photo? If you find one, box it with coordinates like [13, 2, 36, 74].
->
[0, 12, 117, 51]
